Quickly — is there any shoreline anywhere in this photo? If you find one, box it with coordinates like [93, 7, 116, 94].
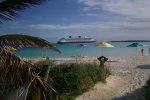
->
[23, 55, 143, 64]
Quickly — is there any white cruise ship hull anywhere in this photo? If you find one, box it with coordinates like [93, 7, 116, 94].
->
[57, 38, 96, 44]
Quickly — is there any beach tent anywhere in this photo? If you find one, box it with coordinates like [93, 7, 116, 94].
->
[127, 43, 147, 61]
[96, 42, 114, 56]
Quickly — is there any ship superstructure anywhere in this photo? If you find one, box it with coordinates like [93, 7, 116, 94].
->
[57, 36, 96, 44]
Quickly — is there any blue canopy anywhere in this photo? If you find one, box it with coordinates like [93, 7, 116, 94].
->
[127, 43, 147, 47]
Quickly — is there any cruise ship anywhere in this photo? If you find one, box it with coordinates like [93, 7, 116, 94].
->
[57, 36, 96, 44]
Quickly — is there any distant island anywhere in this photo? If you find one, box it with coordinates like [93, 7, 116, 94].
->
[110, 40, 150, 42]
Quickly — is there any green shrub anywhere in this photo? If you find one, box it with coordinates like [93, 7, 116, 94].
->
[0, 76, 17, 100]
[143, 77, 150, 100]
[60, 95, 74, 100]
[49, 62, 111, 99]
[34, 60, 55, 69]
[34, 60, 55, 78]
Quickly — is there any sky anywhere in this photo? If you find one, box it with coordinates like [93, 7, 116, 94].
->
[1, 0, 150, 43]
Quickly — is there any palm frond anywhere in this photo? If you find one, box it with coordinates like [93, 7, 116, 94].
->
[0, 0, 45, 23]
[0, 48, 60, 100]
[30, 76, 60, 100]
[9, 86, 28, 100]
[0, 34, 61, 53]
[0, 48, 34, 86]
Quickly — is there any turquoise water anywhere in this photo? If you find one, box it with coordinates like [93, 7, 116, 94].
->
[12, 42, 150, 58]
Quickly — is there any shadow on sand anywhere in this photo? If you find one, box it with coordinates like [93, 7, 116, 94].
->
[136, 64, 150, 69]
[112, 87, 144, 100]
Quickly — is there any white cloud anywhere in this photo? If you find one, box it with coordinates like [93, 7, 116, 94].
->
[78, 0, 101, 6]
[81, 6, 100, 12]
[28, 18, 150, 31]
[82, 7, 91, 11]
[28, 23, 111, 30]
[80, 13, 99, 16]
[76, 0, 150, 40]
[78, 0, 150, 18]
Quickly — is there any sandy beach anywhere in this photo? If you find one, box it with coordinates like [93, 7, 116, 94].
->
[27, 55, 150, 100]
[74, 56, 150, 100]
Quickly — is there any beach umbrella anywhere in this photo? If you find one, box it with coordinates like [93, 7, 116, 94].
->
[127, 43, 146, 47]
[96, 42, 114, 56]
[127, 43, 147, 60]
[77, 44, 89, 57]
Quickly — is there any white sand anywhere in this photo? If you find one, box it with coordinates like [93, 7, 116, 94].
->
[75, 76, 127, 100]
[75, 56, 150, 100]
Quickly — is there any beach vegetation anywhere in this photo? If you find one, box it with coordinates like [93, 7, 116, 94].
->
[143, 77, 150, 100]
[35, 61, 111, 99]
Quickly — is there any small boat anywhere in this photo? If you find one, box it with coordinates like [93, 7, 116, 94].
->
[77, 44, 89, 47]
[57, 36, 96, 44]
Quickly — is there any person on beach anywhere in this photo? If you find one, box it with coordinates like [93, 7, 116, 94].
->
[141, 48, 144, 56]
[149, 48, 150, 54]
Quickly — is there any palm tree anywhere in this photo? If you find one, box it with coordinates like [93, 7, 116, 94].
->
[0, 0, 45, 23]
[0, 1, 61, 99]
[0, 34, 60, 52]
[0, 34, 60, 100]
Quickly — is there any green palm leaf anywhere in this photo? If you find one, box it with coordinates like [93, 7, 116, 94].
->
[0, 48, 34, 85]
[0, 48, 60, 100]
[0, 34, 61, 53]
[0, 0, 45, 23]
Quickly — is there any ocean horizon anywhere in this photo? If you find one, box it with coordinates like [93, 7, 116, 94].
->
[11, 42, 150, 58]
